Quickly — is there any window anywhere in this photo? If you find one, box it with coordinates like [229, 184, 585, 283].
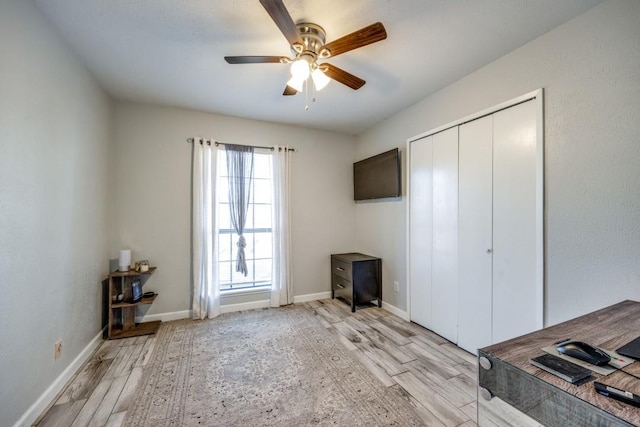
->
[217, 150, 273, 291]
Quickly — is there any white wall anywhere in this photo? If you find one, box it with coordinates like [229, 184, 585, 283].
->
[113, 102, 356, 315]
[0, 1, 114, 426]
[355, 0, 640, 325]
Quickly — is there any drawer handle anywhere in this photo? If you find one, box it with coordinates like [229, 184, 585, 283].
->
[335, 283, 345, 289]
[336, 267, 345, 272]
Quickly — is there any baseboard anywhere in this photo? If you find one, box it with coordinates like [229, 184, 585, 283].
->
[134, 291, 335, 322]
[381, 301, 410, 321]
[220, 299, 270, 313]
[134, 301, 273, 321]
[14, 329, 105, 427]
[293, 291, 332, 304]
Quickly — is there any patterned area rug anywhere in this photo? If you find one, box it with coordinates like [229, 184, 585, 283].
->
[124, 304, 425, 426]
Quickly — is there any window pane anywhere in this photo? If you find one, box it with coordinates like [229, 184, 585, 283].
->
[218, 233, 232, 262]
[254, 259, 271, 283]
[254, 232, 272, 259]
[217, 151, 227, 176]
[218, 260, 231, 285]
[254, 204, 272, 229]
[218, 177, 228, 203]
[218, 203, 231, 230]
[254, 154, 272, 179]
[245, 207, 254, 230]
[254, 179, 272, 204]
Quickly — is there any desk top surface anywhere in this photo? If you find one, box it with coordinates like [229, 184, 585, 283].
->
[482, 300, 640, 425]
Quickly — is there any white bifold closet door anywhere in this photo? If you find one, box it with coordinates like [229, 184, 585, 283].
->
[457, 99, 538, 353]
[431, 128, 458, 343]
[491, 100, 538, 343]
[457, 115, 493, 354]
[409, 127, 458, 343]
[409, 94, 542, 355]
[409, 135, 434, 329]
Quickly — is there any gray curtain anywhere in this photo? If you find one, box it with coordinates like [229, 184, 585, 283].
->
[225, 144, 254, 276]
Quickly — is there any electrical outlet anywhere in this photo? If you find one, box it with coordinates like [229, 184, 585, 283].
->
[393, 281, 399, 292]
[54, 340, 62, 361]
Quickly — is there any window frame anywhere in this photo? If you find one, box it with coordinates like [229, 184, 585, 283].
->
[216, 148, 274, 294]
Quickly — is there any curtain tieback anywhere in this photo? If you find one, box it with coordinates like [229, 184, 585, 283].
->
[236, 235, 248, 276]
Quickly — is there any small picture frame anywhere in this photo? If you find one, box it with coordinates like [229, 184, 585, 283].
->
[131, 280, 142, 303]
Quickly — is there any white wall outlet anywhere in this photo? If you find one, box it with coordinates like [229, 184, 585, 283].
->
[54, 339, 62, 361]
[393, 281, 399, 292]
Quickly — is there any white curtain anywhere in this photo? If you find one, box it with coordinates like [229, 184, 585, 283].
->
[271, 146, 294, 307]
[191, 138, 220, 319]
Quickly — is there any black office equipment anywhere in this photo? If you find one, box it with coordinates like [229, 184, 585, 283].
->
[556, 340, 611, 366]
[594, 382, 640, 408]
[615, 336, 640, 360]
[530, 354, 592, 383]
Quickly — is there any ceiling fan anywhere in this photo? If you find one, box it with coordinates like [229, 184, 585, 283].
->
[224, 0, 387, 97]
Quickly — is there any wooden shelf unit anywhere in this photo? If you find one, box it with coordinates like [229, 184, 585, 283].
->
[106, 267, 160, 339]
[111, 294, 157, 309]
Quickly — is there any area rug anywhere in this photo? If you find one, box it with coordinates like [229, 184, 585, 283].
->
[124, 304, 425, 426]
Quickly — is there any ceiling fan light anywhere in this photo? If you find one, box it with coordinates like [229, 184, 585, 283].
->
[287, 76, 305, 92]
[290, 59, 310, 80]
[311, 68, 331, 91]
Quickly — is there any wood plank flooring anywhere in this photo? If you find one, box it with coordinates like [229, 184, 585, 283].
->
[35, 298, 480, 426]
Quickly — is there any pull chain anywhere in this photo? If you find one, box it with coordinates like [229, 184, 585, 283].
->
[304, 79, 309, 111]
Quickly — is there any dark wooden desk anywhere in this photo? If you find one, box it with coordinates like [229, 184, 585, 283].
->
[478, 300, 640, 427]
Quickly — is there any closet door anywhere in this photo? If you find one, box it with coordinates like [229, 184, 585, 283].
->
[458, 115, 493, 354]
[492, 100, 538, 343]
[409, 135, 433, 329]
[430, 127, 458, 343]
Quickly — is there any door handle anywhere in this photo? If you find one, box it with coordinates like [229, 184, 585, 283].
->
[486, 249, 492, 254]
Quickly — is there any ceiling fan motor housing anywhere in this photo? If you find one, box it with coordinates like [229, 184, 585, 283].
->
[292, 22, 327, 60]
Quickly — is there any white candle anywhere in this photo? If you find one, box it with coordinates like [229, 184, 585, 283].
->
[118, 249, 131, 271]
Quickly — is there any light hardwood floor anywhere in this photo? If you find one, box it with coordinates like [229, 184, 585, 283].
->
[35, 298, 479, 426]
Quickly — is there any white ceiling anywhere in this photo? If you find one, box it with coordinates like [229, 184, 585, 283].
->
[34, 0, 602, 135]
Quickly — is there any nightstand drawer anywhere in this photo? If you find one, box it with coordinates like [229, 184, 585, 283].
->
[332, 275, 353, 300]
[331, 258, 352, 281]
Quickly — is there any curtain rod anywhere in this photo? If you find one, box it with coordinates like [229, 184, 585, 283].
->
[186, 138, 296, 152]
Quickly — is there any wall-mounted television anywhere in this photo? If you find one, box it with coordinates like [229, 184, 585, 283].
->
[353, 148, 401, 201]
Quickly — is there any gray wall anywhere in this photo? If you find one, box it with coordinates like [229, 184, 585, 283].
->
[112, 102, 357, 315]
[0, 1, 114, 425]
[355, 0, 640, 325]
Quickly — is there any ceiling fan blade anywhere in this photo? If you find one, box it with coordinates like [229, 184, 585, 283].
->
[320, 22, 387, 58]
[259, 0, 304, 47]
[322, 63, 366, 90]
[224, 56, 285, 64]
[283, 85, 297, 96]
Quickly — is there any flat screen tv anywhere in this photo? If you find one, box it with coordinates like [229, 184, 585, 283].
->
[353, 148, 401, 201]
